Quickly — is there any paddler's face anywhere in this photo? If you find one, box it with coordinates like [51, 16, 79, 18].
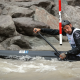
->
[63, 24, 72, 35]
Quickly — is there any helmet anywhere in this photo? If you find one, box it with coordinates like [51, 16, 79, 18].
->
[62, 20, 71, 28]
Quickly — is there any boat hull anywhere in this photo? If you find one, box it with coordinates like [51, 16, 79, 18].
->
[0, 50, 80, 61]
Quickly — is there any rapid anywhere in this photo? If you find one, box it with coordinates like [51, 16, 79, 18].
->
[0, 42, 80, 80]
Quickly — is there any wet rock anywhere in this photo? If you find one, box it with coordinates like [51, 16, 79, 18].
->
[2, 5, 34, 18]
[0, 15, 16, 37]
[1, 36, 32, 50]
[13, 17, 50, 36]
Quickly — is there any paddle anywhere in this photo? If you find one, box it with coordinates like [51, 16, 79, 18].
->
[37, 32, 66, 61]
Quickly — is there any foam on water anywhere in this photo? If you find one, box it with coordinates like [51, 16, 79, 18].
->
[0, 56, 80, 80]
[0, 57, 57, 73]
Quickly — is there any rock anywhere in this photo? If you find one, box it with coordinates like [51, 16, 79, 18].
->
[31, 0, 52, 9]
[0, 44, 5, 50]
[0, 0, 30, 2]
[10, 0, 31, 2]
[0, 36, 7, 42]
[13, 17, 50, 36]
[8, 0, 55, 15]
[66, 0, 80, 6]
[2, 5, 34, 18]
[62, 4, 80, 28]
[54, 35, 68, 42]
[51, 0, 68, 17]
[24, 35, 59, 47]
[0, 15, 16, 37]
[9, 0, 51, 8]
[0, 3, 5, 14]
[1, 36, 32, 50]
[66, 0, 74, 5]
[34, 7, 59, 29]
[33, 7, 68, 41]
[7, 44, 21, 50]
[0, 8, 2, 14]
[9, 2, 35, 8]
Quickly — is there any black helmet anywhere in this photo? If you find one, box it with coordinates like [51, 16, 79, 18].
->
[62, 20, 71, 28]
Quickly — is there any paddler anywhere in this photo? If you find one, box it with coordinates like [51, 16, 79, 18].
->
[33, 20, 80, 60]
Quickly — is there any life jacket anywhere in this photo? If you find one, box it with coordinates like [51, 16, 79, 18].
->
[66, 28, 80, 56]
[66, 28, 80, 49]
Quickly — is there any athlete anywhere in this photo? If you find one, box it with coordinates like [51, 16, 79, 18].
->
[33, 20, 80, 60]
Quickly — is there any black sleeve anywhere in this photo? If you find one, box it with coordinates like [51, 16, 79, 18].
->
[41, 28, 66, 36]
[67, 30, 80, 55]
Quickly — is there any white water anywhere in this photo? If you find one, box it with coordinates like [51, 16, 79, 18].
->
[0, 42, 80, 80]
[0, 58, 80, 80]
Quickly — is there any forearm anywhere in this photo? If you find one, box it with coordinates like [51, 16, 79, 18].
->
[67, 46, 80, 55]
[41, 28, 59, 35]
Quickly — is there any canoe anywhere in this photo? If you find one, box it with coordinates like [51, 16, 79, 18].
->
[0, 50, 80, 61]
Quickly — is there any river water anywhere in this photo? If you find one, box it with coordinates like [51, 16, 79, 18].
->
[0, 42, 80, 80]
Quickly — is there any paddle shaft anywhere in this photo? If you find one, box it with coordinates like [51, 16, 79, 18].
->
[37, 32, 60, 57]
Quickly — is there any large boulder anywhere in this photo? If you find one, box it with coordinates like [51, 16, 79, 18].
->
[33, 7, 59, 29]
[0, 15, 16, 37]
[62, 4, 80, 28]
[13, 17, 50, 36]
[2, 5, 34, 18]
[1, 36, 32, 50]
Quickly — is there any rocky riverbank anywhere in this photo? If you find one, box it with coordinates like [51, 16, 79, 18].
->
[0, 0, 80, 50]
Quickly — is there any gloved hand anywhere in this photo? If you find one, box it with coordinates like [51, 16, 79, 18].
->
[33, 28, 41, 33]
[59, 53, 66, 60]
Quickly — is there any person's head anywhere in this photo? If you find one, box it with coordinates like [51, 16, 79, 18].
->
[62, 20, 72, 34]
